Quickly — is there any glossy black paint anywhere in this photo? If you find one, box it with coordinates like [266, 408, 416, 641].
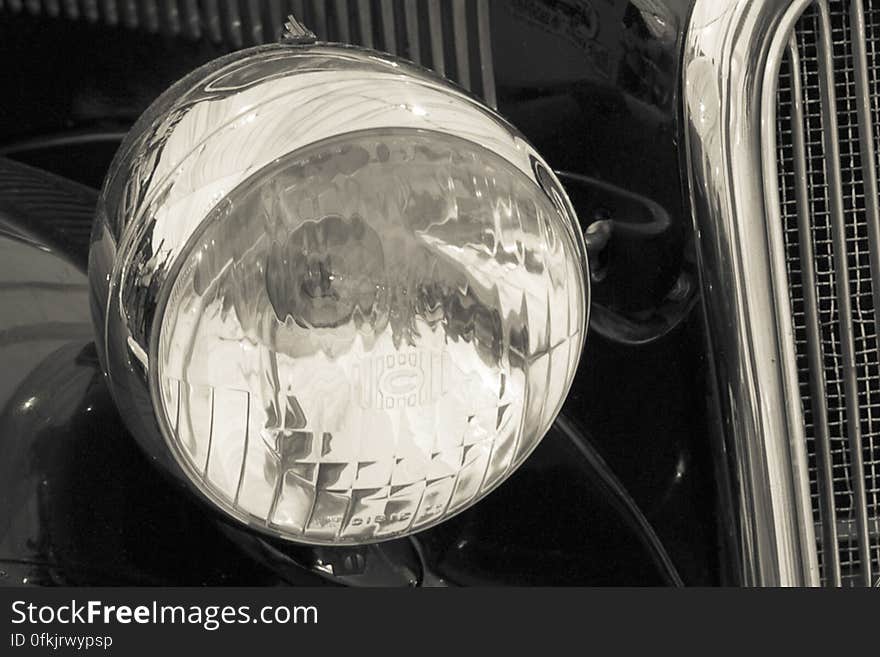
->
[0, 180, 670, 586]
[0, 0, 720, 585]
[490, 0, 719, 585]
[492, 0, 695, 314]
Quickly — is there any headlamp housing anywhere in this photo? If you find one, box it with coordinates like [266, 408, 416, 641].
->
[90, 44, 589, 545]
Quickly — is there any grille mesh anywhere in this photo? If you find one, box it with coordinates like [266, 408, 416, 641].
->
[776, 0, 880, 586]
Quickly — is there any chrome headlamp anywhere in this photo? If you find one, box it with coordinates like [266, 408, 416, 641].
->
[90, 43, 589, 545]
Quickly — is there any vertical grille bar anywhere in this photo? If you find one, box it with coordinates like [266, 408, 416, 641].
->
[852, 2, 880, 365]
[61, 0, 76, 19]
[222, 0, 243, 48]
[356, 0, 373, 48]
[379, 0, 397, 54]
[264, 0, 284, 39]
[427, 0, 446, 77]
[816, 0, 873, 586]
[201, 0, 222, 43]
[787, 33, 843, 586]
[180, 0, 200, 39]
[309, 0, 327, 40]
[452, 0, 471, 90]
[403, 0, 421, 65]
[333, 0, 351, 43]
[851, 0, 880, 582]
[242, 0, 264, 45]
[161, 0, 180, 35]
[100, 0, 118, 26]
[140, 0, 159, 33]
[82, 0, 98, 23]
[477, 0, 497, 109]
[120, 0, 136, 28]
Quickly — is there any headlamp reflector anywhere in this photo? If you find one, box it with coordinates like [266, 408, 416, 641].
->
[156, 129, 586, 543]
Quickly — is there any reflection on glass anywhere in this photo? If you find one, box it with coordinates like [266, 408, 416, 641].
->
[157, 130, 585, 544]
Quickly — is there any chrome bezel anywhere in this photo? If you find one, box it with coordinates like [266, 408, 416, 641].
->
[683, 0, 819, 585]
[89, 43, 590, 544]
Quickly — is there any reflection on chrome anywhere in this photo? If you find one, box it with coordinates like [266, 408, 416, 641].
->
[90, 44, 588, 545]
[683, 0, 818, 585]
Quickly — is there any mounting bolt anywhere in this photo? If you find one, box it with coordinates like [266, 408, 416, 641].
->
[281, 15, 317, 45]
[584, 218, 613, 283]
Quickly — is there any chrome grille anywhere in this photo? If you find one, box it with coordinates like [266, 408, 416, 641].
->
[0, 0, 496, 106]
[775, 0, 880, 586]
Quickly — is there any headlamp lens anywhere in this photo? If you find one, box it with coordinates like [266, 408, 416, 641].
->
[156, 129, 585, 544]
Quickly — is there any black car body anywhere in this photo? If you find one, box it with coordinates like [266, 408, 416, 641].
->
[1, 0, 873, 587]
